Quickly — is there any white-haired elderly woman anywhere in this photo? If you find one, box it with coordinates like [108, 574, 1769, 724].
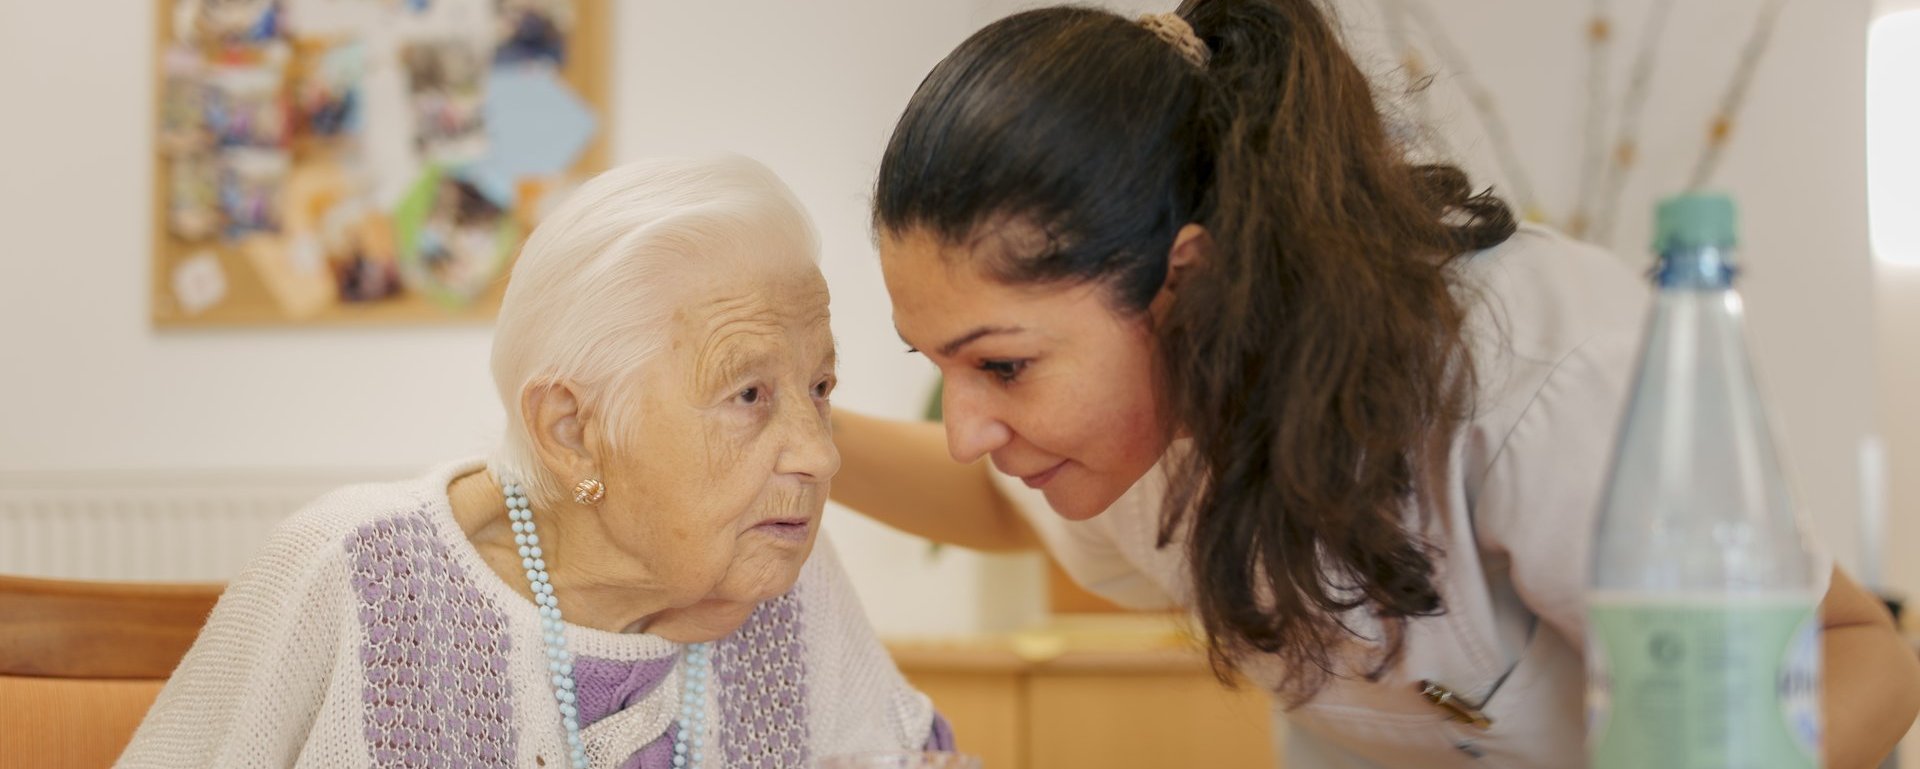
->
[120, 156, 954, 769]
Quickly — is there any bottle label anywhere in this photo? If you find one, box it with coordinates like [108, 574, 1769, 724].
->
[1586, 592, 1821, 769]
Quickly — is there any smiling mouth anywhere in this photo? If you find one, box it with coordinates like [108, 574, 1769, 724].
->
[1019, 462, 1067, 489]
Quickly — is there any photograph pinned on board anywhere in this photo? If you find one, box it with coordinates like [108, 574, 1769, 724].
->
[282, 163, 404, 303]
[292, 41, 366, 140]
[493, 0, 571, 67]
[171, 251, 231, 316]
[393, 165, 517, 307]
[219, 149, 291, 236]
[169, 154, 224, 242]
[244, 232, 337, 319]
[326, 204, 405, 303]
[279, 0, 383, 39]
[401, 40, 488, 164]
[461, 65, 597, 206]
[160, 48, 215, 155]
[174, 0, 284, 45]
[205, 60, 292, 150]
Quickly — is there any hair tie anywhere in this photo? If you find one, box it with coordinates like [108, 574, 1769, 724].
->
[1138, 12, 1209, 68]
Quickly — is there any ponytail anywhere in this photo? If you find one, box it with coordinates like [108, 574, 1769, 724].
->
[875, 0, 1516, 702]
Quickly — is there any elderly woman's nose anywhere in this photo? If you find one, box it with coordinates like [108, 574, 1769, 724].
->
[777, 397, 840, 481]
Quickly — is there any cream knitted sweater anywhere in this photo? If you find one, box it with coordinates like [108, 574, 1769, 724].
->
[118, 460, 945, 768]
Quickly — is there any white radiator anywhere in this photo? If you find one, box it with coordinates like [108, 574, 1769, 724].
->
[0, 468, 409, 581]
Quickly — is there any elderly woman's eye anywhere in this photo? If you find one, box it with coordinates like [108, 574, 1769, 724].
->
[737, 386, 761, 404]
[813, 377, 836, 399]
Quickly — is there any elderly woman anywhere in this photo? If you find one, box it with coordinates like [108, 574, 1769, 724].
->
[120, 156, 953, 768]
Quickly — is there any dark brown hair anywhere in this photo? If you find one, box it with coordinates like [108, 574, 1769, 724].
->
[873, 0, 1515, 702]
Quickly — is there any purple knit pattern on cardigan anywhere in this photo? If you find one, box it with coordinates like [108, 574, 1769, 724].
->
[572, 654, 679, 769]
[347, 512, 515, 767]
[927, 713, 956, 752]
[716, 587, 810, 768]
[622, 726, 679, 769]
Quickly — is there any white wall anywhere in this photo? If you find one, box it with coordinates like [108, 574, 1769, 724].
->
[0, 0, 1898, 640]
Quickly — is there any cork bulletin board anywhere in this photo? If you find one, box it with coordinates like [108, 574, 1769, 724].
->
[152, 0, 611, 327]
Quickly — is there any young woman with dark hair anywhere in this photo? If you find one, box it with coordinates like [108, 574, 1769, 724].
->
[831, 3, 1920, 766]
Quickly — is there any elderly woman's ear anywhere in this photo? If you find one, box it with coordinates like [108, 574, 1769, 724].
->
[521, 378, 600, 499]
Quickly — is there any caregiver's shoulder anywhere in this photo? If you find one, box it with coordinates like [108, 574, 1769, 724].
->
[1457, 221, 1650, 367]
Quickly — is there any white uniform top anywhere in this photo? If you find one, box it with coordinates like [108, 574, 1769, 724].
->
[992, 225, 1830, 768]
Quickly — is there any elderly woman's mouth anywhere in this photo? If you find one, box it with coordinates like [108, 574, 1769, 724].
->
[750, 517, 814, 541]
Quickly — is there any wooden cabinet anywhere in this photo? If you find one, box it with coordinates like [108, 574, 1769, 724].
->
[889, 620, 1280, 769]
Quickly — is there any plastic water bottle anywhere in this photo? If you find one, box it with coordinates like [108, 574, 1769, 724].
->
[1586, 193, 1823, 768]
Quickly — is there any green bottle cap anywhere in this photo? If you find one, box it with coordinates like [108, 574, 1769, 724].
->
[1654, 192, 1738, 252]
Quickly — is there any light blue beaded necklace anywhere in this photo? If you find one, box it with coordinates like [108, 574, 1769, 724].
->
[503, 480, 711, 769]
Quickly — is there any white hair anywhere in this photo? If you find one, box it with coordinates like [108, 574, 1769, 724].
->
[487, 155, 819, 504]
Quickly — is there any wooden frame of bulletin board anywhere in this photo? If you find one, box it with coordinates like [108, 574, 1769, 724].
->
[151, 0, 611, 327]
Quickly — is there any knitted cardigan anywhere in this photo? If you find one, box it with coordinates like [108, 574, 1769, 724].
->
[118, 459, 950, 768]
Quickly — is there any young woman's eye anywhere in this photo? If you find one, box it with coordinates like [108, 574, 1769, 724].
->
[979, 359, 1029, 384]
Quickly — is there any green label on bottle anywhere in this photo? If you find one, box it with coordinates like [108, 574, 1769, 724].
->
[1586, 593, 1821, 769]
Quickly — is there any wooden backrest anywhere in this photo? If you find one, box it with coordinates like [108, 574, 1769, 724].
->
[0, 574, 224, 679]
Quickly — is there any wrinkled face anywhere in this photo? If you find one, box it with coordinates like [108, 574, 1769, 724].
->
[602, 256, 839, 607]
[881, 227, 1172, 521]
